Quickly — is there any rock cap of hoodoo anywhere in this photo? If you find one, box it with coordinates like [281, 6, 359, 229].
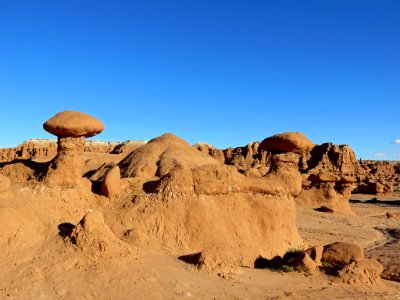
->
[340, 175, 357, 183]
[308, 172, 341, 183]
[43, 110, 104, 138]
[259, 132, 313, 154]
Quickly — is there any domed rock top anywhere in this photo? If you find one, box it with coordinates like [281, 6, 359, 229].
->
[43, 110, 104, 138]
[308, 172, 341, 183]
[271, 152, 299, 164]
[259, 132, 313, 154]
[339, 175, 357, 183]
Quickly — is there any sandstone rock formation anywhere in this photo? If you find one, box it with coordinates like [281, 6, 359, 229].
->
[100, 166, 121, 198]
[2, 129, 398, 197]
[292, 252, 318, 273]
[305, 245, 323, 265]
[119, 133, 219, 179]
[1, 115, 395, 299]
[338, 258, 384, 284]
[179, 247, 239, 278]
[84, 140, 120, 153]
[322, 242, 364, 266]
[196, 131, 400, 204]
[43, 110, 104, 138]
[0, 139, 57, 162]
[193, 133, 400, 197]
[295, 173, 356, 214]
[306, 143, 361, 175]
[356, 178, 394, 195]
[43, 110, 104, 187]
[114, 133, 306, 267]
[193, 142, 225, 163]
[275, 242, 384, 284]
[110, 140, 148, 154]
[259, 132, 314, 154]
[67, 210, 135, 261]
[193, 133, 360, 183]
[0, 139, 148, 163]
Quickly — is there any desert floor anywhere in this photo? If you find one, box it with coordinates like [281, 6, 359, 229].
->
[1, 190, 400, 300]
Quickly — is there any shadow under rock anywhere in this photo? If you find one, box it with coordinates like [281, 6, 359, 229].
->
[0, 158, 50, 179]
[254, 256, 283, 269]
[350, 197, 400, 206]
[142, 180, 159, 194]
[58, 223, 75, 238]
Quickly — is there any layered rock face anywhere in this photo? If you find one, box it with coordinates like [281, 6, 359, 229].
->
[306, 143, 361, 175]
[0, 139, 57, 162]
[193, 142, 266, 172]
[44, 136, 86, 187]
[194, 133, 399, 196]
[194, 135, 361, 178]
[224, 142, 266, 172]
[84, 140, 120, 153]
[1, 130, 398, 196]
[196, 132, 396, 214]
[192, 132, 359, 213]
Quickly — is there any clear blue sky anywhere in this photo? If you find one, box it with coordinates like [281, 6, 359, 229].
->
[1, 1, 399, 159]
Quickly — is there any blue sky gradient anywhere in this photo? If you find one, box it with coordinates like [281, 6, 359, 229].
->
[1, 1, 399, 159]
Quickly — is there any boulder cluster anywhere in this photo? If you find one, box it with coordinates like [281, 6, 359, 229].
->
[256, 242, 384, 285]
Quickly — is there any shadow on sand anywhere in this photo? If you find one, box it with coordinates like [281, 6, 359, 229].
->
[350, 197, 400, 207]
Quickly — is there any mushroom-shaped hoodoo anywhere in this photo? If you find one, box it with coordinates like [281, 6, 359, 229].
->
[259, 132, 313, 154]
[308, 172, 341, 183]
[43, 110, 104, 187]
[295, 172, 355, 215]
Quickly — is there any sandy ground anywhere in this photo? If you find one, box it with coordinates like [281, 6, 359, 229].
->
[1, 187, 400, 299]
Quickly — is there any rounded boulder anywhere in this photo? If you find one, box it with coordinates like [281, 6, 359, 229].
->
[322, 242, 364, 266]
[101, 166, 121, 198]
